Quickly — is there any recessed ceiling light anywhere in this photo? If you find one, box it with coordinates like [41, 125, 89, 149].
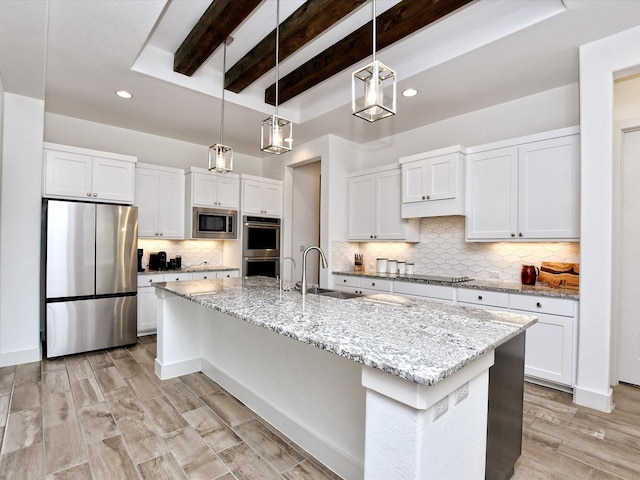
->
[402, 88, 418, 97]
[115, 90, 133, 99]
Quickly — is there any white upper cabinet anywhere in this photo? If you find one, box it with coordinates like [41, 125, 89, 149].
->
[400, 146, 466, 218]
[43, 143, 136, 204]
[347, 165, 420, 242]
[466, 127, 580, 241]
[135, 163, 185, 239]
[241, 174, 283, 217]
[188, 168, 240, 210]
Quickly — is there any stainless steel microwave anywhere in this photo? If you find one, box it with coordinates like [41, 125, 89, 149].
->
[192, 207, 237, 239]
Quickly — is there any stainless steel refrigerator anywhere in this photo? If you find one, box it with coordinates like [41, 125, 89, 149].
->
[42, 199, 138, 358]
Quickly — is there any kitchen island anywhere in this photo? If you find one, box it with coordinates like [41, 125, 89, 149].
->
[153, 277, 536, 479]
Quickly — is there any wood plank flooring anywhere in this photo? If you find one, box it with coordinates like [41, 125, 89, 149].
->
[1, 336, 639, 479]
[0, 336, 340, 480]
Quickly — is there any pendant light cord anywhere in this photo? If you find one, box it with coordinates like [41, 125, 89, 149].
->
[372, 0, 376, 63]
[220, 39, 227, 145]
[275, 0, 280, 116]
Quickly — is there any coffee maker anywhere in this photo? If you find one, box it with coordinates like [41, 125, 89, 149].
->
[157, 251, 167, 270]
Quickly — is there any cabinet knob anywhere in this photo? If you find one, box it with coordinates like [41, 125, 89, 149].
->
[478, 295, 483, 301]
[511, 233, 516, 237]
[93, 193, 97, 197]
[203, 276, 208, 279]
[176, 277, 180, 281]
[159, 233, 163, 236]
[86, 193, 91, 197]
[343, 279, 347, 283]
[427, 195, 431, 200]
[422, 195, 426, 200]
[519, 232, 523, 237]
[536, 302, 542, 308]
[155, 233, 159, 236]
[148, 279, 153, 283]
[372, 282, 376, 286]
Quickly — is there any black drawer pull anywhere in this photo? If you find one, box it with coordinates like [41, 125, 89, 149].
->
[343, 279, 347, 283]
[478, 295, 483, 301]
[536, 302, 542, 308]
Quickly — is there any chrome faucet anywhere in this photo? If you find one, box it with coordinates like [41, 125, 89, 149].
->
[301, 246, 328, 297]
[280, 256, 297, 290]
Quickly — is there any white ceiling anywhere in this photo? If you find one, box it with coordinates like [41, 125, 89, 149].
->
[2, 0, 640, 158]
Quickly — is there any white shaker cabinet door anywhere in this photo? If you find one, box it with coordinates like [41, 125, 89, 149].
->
[44, 150, 93, 199]
[216, 175, 240, 209]
[466, 147, 518, 240]
[157, 171, 185, 238]
[135, 168, 160, 237]
[518, 135, 580, 239]
[192, 172, 217, 206]
[92, 156, 135, 203]
[347, 174, 376, 240]
[375, 169, 405, 239]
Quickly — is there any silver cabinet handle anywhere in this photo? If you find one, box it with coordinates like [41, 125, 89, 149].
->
[86, 192, 91, 197]
[93, 193, 97, 197]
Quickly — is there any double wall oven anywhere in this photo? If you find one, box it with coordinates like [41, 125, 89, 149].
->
[242, 216, 280, 277]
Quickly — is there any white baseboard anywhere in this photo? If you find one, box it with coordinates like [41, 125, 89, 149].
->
[200, 359, 364, 480]
[155, 357, 202, 380]
[573, 384, 613, 412]
[0, 346, 41, 368]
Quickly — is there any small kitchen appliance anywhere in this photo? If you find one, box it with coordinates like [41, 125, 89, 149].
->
[242, 216, 280, 277]
[192, 207, 237, 239]
[138, 248, 144, 272]
[157, 251, 167, 270]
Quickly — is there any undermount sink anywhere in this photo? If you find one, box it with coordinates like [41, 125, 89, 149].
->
[305, 287, 361, 299]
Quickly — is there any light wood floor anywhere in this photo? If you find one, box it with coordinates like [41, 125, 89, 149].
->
[0, 336, 340, 480]
[1, 337, 639, 479]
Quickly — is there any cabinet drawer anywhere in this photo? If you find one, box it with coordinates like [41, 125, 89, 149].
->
[216, 270, 239, 278]
[360, 278, 392, 292]
[163, 273, 192, 282]
[393, 282, 455, 301]
[137, 274, 164, 288]
[334, 275, 361, 288]
[457, 288, 509, 308]
[191, 271, 215, 280]
[509, 294, 575, 317]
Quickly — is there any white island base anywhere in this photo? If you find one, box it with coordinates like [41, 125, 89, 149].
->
[155, 289, 498, 479]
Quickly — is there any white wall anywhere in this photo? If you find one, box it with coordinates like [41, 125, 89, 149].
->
[350, 83, 580, 172]
[577, 25, 640, 412]
[44, 112, 264, 175]
[0, 93, 44, 367]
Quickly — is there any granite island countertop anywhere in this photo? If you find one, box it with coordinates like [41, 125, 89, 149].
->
[153, 276, 537, 387]
[333, 270, 579, 300]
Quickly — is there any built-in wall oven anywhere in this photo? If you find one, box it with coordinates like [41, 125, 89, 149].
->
[243, 216, 280, 277]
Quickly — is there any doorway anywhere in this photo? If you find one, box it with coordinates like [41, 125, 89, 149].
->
[289, 161, 321, 286]
[619, 127, 640, 386]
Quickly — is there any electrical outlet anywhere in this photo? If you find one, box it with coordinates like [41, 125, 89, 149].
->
[433, 396, 449, 420]
[489, 270, 500, 279]
[455, 382, 469, 404]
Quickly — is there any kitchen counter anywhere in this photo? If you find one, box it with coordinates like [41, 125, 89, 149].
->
[138, 265, 238, 275]
[333, 270, 579, 299]
[153, 276, 535, 386]
[153, 276, 537, 479]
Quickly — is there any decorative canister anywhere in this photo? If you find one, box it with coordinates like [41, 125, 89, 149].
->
[521, 264, 539, 286]
[397, 261, 406, 275]
[406, 263, 415, 275]
[387, 259, 397, 274]
[376, 258, 388, 273]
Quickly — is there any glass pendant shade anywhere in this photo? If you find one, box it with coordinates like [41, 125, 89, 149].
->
[209, 143, 233, 173]
[261, 114, 292, 154]
[352, 60, 396, 122]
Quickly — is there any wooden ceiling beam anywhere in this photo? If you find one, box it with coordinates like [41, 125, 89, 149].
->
[174, 0, 262, 77]
[265, 0, 474, 106]
[224, 0, 368, 94]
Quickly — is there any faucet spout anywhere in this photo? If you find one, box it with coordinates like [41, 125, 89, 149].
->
[301, 246, 328, 297]
[280, 256, 296, 290]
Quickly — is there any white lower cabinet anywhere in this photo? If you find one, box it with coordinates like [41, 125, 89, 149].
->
[333, 275, 392, 295]
[509, 294, 576, 387]
[392, 282, 455, 304]
[137, 274, 164, 335]
[137, 270, 239, 334]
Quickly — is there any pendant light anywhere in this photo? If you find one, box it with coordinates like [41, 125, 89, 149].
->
[261, 0, 292, 155]
[209, 38, 233, 173]
[352, 0, 396, 122]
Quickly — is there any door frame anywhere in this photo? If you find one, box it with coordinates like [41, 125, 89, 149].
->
[612, 116, 640, 384]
